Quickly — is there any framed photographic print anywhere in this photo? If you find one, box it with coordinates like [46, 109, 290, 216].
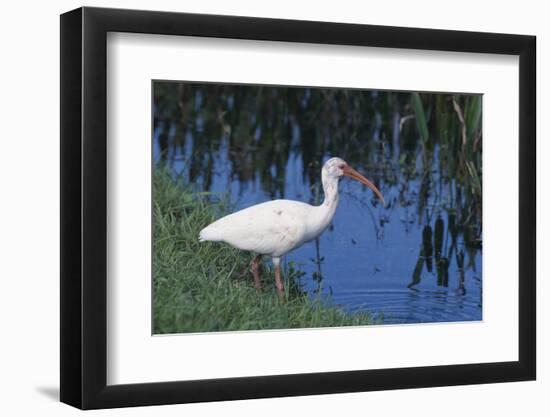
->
[60, 6, 536, 409]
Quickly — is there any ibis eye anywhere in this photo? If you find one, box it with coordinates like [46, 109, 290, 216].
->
[339, 164, 345, 169]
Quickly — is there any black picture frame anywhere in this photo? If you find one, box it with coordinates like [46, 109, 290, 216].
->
[60, 6, 536, 410]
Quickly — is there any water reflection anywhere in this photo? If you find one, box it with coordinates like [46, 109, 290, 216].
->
[153, 81, 482, 324]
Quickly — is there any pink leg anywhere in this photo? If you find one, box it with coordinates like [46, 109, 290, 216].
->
[273, 257, 285, 301]
[251, 255, 262, 290]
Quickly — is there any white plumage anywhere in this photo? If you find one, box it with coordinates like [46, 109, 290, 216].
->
[199, 157, 385, 297]
[199, 199, 330, 257]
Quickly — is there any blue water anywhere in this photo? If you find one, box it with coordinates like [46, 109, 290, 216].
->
[153, 135, 482, 324]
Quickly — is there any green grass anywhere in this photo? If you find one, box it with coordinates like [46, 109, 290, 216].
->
[153, 168, 376, 334]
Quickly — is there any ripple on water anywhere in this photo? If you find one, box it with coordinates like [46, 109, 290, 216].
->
[333, 288, 482, 324]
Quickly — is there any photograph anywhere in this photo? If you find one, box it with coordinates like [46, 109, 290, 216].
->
[0, 0, 541, 413]
[152, 81, 483, 334]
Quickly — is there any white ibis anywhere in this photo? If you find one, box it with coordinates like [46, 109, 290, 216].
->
[199, 157, 385, 298]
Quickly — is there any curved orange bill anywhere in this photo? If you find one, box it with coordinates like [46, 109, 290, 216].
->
[343, 165, 386, 206]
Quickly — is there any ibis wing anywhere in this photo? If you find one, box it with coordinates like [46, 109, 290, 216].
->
[199, 200, 311, 256]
